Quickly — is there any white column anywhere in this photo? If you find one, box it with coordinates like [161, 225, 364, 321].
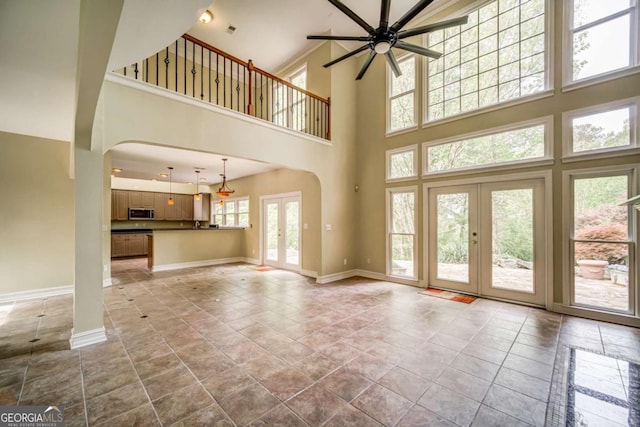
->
[70, 144, 106, 349]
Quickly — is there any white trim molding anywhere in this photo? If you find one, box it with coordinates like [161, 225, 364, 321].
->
[152, 257, 246, 272]
[315, 268, 420, 287]
[300, 269, 318, 278]
[316, 270, 358, 284]
[0, 285, 73, 304]
[103, 278, 113, 288]
[69, 327, 107, 349]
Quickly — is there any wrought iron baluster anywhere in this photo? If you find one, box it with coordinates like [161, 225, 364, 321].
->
[200, 45, 204, 100]
[165, 48, 169, 89]
[123, 66, 126, 76]
[236, 62, 240, 112]
[191, 41, 196, 98]
[223, 57, 226, 108]
[216, 54, 219, 105]
[145, 58, 149, 82]
[183, 38, 187, 95]
[134, 63, 139, 80]
[174, 41, 178, 91]
[208, 50, 211, 103]
[156, 52, 159, 87]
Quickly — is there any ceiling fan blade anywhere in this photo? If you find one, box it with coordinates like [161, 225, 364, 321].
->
[395, 41, 442, 59]
[328, 0, 375, 34]
[397, 16, 469, 39]
[323, 44, 371, 68]
[356, 51, 377, 80]
[307, 35, 371, 41]
[390, 0, 434, 32]
[380, 0, 391, 29]
[385, 51, 402, 77]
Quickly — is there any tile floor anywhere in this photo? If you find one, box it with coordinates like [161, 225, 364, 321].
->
[0, 258, 639, 426]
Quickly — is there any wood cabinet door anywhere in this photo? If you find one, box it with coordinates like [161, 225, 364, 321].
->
[128, 234, 145, 256]
[153, 193, 165, 220]
[129, 191, 142, 208]
[111, 234, 127, 257]
[142, 192, 154, 208]
[183, 194, 194, 221]
[165, 194, 178, 220]
[113, 190, 129, 220]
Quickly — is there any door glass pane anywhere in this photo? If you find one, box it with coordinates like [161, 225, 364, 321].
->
[391, 234, 414, 277]
[573, 175, 629, 311]
[392, 192, 415, 233]
[436, 193, 469, 283]
[285, 201, 299, 265]
[491, 189, 534, 292]
[266, 203, 279, 261]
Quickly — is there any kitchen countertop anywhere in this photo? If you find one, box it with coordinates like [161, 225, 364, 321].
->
[112, 227, 244, 233]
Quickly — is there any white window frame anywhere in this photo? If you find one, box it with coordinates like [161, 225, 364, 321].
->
[211, 197, 249, 228]
[563, 0, 640, 90]
[422, 0, 554, 126]
[272, 65, 307, 130]
[562, 165, 638, 317]
[562, 96, 640, 161]
[387, 54, 418, 135]
[386, 186, 418, 281]
[422, 116, 554, 177]
[386, 145, 418, 182]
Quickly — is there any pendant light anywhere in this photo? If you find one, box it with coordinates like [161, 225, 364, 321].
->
[194, 170, 202, 201]
[216, 158, 235, 198]
[167, 167, 175, 205]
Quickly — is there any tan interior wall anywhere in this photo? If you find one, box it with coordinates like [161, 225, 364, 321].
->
[152, 229, 244, 267]
[223, 168, 322, 274]
[0, 132, 74, 294]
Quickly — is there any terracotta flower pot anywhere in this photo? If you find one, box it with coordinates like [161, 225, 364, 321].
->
[577, 260, 608, 280]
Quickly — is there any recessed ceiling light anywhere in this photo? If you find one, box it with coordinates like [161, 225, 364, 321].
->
[112, 168, 123, 173]
[200, 10, 213, 24]
[200, 177, 207, 181]
[160, 173, 168, 177]
[187, 182, 193, 185]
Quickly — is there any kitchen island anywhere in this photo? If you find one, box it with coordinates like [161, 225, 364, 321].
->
[149, 228, 245, 272]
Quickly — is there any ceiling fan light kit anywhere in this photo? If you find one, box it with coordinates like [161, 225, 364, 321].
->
[307, 0, 468, 80]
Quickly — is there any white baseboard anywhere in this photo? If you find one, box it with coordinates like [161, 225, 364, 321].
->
[242, 257, 261, 265]
[0, 285, 74, 304]
[152, 257, 246, 272]
[354, 269, 421, 287]
[316, 269, 358, 284]
[300, 269, 318, 278]
[103, 278, 113, 288]
[69, 327, 107, 349]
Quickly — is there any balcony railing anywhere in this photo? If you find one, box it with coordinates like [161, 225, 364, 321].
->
[116, 34, 331, 140]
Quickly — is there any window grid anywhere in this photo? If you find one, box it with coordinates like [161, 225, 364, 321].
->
[566, 1, 638, 83]
[388, 55, 417, 132]
[427, 0, 546, 121]
[212, 198, 249, 227]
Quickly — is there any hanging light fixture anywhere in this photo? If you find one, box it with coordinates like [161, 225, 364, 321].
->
[194, 170, 202, 201]
[167, 167, 175, 205]
[216, 158, 235, 198]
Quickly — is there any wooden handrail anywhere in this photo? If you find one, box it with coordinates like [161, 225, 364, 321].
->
[182, 33, 330, 104]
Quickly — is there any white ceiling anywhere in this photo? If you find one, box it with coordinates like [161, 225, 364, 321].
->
[110, 143, 278, 185]
[188, 0, 452, 72]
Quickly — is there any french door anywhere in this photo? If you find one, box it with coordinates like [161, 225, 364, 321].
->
[428, 179, 546, 306]
[262, 194, 301, 270]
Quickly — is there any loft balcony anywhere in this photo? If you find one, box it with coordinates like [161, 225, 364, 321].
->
[113, 34, 331, 141]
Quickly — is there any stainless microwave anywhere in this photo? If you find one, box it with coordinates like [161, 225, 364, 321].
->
[128, 208, 155, 220]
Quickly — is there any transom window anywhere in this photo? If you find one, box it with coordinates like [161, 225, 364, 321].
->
[563, 97, 639, 158]
[426, 0, 547, 122]
[386, 145, 418, 181]
[566, 0, 639, 84]
[423, 117, 551, 175]
[388, 55, 417, 132]
[212, 197, 249, 227]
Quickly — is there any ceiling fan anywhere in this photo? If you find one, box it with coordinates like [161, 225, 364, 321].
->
[308, 0, 468, 80]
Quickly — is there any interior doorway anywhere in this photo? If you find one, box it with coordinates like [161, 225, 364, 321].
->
[427, 178, 547, 306]
[261, 192, 302, 271]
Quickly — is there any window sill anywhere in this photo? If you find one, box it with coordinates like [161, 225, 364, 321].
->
[562, 147, 640, 163]
[386, 176, 419, 184]
[421, 89, 555, 129]
[386, 125, 418, 138]
[562, 66, 640, 93]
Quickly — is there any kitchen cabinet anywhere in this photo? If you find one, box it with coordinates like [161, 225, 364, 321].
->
[128, 191, 154, 209]
[111, 190, 129, 220]
[180, 194, 193, 221]
[153, 192, 166, 220]
[111, 233, 149, 258]
[194, 193, 210, 221]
